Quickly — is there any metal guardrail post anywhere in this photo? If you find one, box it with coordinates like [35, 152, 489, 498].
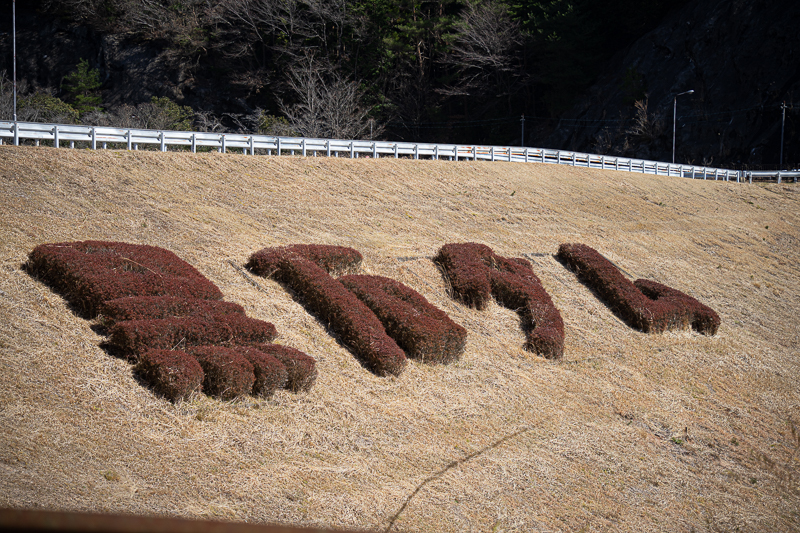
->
[749, 172, 753, 184]
[490, 146, 495, 162]
[276, 137, 281, 156]
[250, 136, 255, 156]
[778, 171, 782, 184]
[434, 144, 438, 160]
[302, 138, 306, 157]
[160, 132, 166, 152]
[414, 144, 419, 160]
[394, 143, 398, 158]
[127, 130, 133, 151]
[326, 140, 331, 157]
[373, 142, 378, 158]
[191, 134, 196, 153]
[221, 134, 227, 154]
[53, 126, 59, 148]
[350, 142, 354, 158]
[473, 146, 477, 161]
[13, 122, 19, 146]
[91, 127, 97, 150]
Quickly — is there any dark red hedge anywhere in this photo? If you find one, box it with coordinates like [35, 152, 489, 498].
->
[188, 346, 255, 400]
[246, 244, 363, 276]
[108, 315, 277, 357]
[134, 349, 204, 402]
[26, 241, 223, 317]
[634, 279, 721, 335]
[100, 296, 246, 326]
[245, 343, 318, 392]
[246, 247, 406, 377]
[435, 243, 564, 359]
[234, 346, 289, 397]
[557, 243, 720, 335]
[339, 274, 467, 364]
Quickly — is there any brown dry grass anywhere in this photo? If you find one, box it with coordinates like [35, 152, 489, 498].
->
[1, 146, 799, 532]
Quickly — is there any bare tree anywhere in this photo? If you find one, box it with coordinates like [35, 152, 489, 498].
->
[194, 110, 226, 133]
[214, 0, 309, 62]
[446, 1, 524, 96]
[279, 53, 379, 139]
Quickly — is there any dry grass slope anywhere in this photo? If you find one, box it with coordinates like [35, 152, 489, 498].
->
[1, 146, 799, 532]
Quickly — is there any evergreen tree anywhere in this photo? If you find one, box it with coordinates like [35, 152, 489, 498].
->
[63, 58, 103, 114]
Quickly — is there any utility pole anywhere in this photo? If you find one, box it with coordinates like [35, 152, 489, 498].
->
[520, 115, 525, 146]
[780, 102, 786, 169]
[13, 0, 17, 123]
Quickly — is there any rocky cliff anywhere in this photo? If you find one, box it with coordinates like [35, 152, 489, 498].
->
[544, 0, 800, 169]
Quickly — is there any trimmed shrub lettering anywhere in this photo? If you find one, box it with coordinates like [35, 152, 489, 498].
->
[188, 346, 256, 400]
[134, 349, 204, 402]
[339, 274, 467, 364]
[100, 296, 246, 326]
[557, 243, 720, 334]
[235, 346, 289, 397]
[634, 279, 720, 335]
[26, 241, 223, 318]
[244, 343, 318, 392]
[246, 245, 407, 376]
[247, 244, 363, 276]
[435, 243, 564, 359]
[28, 241, 316, 402]
[107, 315, 277, 358]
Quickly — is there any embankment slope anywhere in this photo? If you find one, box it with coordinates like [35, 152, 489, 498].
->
[1, 147, 798, 531]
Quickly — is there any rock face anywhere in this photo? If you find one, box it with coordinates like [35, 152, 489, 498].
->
[0, 2, 241, 116]
[545, 0, 800, 169]
[0, 5, 175, 106]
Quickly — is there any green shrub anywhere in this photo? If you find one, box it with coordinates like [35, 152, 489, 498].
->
[63, 58, 103, 114]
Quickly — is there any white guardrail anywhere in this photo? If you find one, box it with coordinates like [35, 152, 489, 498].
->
[2, 121, 798, 184]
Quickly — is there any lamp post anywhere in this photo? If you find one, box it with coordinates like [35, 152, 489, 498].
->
[672, 89, 694, 164]
[13, 0, 17, 123]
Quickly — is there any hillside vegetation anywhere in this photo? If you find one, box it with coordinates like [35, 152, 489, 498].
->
[0, 146, 799, 531]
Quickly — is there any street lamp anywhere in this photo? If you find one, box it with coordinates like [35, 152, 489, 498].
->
[672, 89, 694, 164]
[13, 0, 17, 122]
